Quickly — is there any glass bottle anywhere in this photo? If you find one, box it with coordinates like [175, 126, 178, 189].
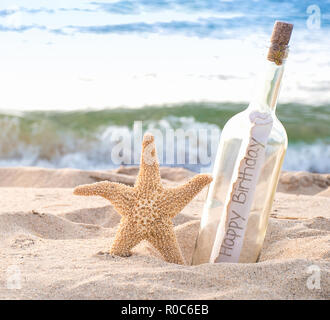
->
[192, 22, 293, 264]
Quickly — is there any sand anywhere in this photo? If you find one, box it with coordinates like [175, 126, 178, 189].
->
[0, 167, 329, 299]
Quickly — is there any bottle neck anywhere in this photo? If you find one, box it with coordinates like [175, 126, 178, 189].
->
[249, 49, 288, 114]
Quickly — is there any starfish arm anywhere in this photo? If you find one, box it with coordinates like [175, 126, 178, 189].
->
[147, 222, 185, 265]
[73, 181, 135, 215]
[135, 133, 163, 192]
[109, 218, 142, 257]
[164, 174, 213, 218]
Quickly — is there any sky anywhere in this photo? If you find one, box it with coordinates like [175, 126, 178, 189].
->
[0, 0, 329, 110]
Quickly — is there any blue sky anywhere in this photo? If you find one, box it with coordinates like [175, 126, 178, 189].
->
[0, 0, 329, 109]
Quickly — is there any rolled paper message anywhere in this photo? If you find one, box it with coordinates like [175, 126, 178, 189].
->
[210, 111, 273, 263]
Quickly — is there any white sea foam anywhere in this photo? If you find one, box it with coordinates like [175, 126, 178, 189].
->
[0, 115, 329, 173]
[284, 143, 330, 173]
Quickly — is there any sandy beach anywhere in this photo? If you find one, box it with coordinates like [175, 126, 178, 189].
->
[0, 166, 329, 299]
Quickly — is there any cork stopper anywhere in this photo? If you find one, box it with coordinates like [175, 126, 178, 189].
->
[267, 21, 293, 65]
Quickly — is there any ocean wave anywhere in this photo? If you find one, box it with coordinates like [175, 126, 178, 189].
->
[0, 103, 329, 173]
[284, 143, 330, 173]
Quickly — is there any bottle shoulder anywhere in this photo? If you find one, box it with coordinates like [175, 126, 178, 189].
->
[220, 110, 287, 145]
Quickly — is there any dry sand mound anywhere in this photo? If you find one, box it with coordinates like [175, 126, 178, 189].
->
[0, 166, 192, 188]
[0, 167, 329, 299]
[278, 171, 330, 195]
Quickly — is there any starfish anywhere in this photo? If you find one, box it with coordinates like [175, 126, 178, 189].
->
[73, 133, 212, 264]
